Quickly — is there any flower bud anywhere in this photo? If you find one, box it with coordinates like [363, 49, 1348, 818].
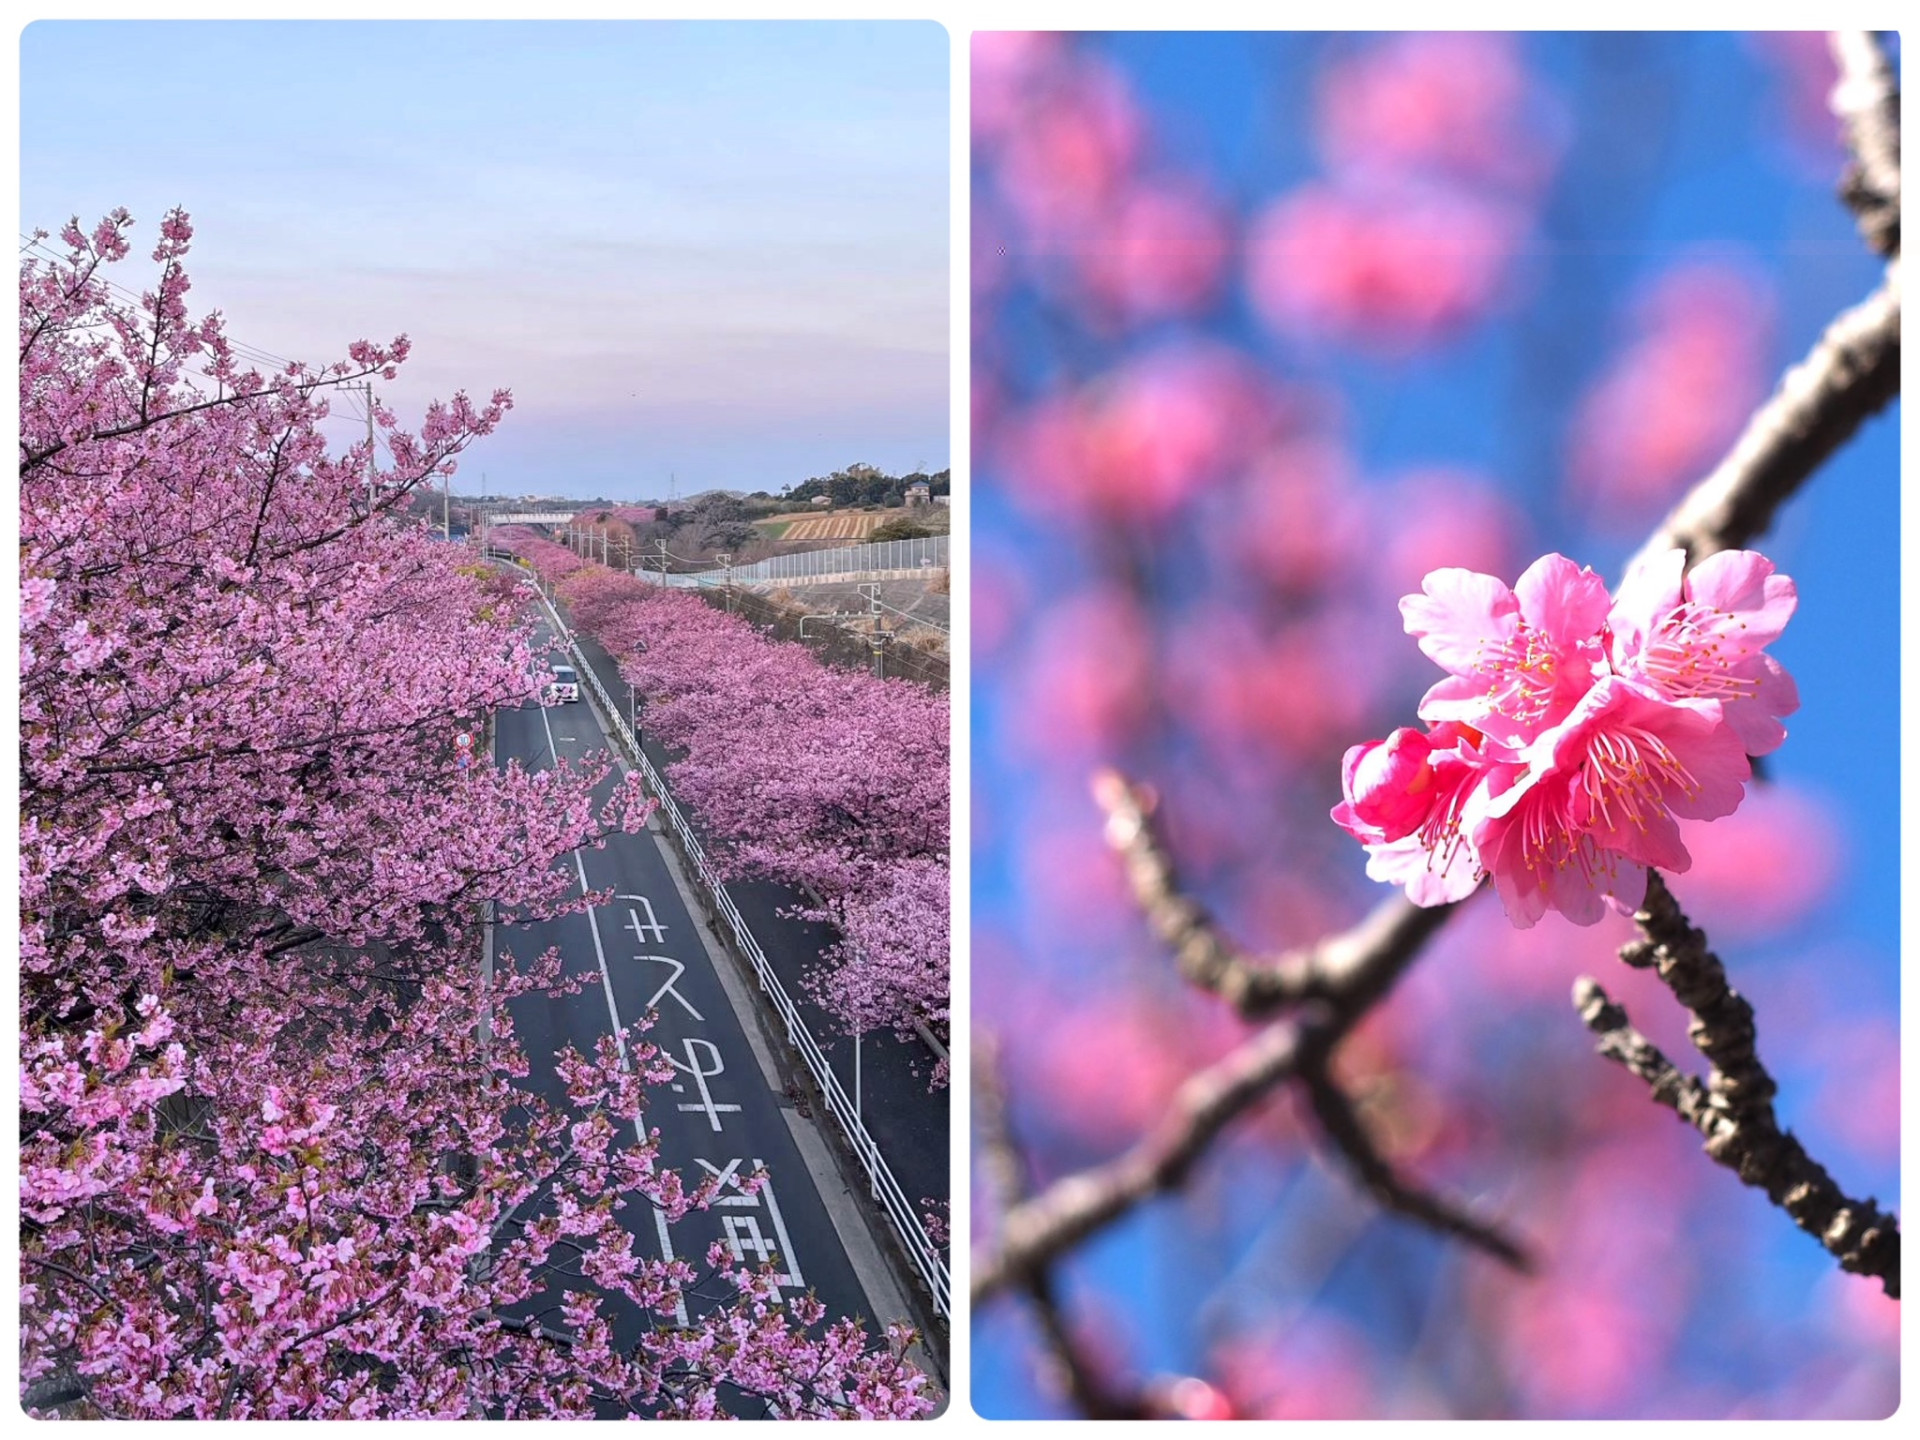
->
[1341, 727, 1436, 840]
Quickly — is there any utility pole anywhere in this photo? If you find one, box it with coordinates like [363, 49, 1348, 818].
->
[360, 382, 376, 518]
[719, 553, 734, 614]
[658, 537, 668, 579]
[443, 467, 451, 542]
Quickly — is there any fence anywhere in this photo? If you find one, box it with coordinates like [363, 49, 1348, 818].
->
[528, 584, 952, 1323]
[705, 587, 950, 692]
[635, 534, 949, 589]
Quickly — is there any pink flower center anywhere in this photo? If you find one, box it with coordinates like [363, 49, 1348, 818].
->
[1472, 624, 1561, 721]
[1516, 793, 1619, 885]
[1579, 724, 1698, 833]
[1638, 603, 1757, 701]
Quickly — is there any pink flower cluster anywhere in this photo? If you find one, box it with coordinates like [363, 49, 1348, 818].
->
[1334, 549, 1798, 927]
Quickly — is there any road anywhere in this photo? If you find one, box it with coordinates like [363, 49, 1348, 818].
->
[490, 617, 913, 1415]
[566, 626, 951, 1253]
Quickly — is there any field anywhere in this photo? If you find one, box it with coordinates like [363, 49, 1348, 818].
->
[777, 512, 891, 542]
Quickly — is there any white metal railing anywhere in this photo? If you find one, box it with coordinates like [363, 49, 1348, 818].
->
[630, 535, 948, 589]
[528, 584, 950, 1321]
[738, 535, 947, 583]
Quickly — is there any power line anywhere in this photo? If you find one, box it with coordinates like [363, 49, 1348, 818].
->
[21, 231, 298, 374]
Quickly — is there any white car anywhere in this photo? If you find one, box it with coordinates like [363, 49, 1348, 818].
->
[545, 664, 580, 704]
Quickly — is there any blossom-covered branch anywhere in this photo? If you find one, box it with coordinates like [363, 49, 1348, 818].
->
[1573, 873, 1900, 1297]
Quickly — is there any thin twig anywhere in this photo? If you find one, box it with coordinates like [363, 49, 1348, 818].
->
[975, 1036, 1154, 1417]
[1094, 768, 1527, 1265]
[1830, 31, 1901, 258]
[1574, 872, 1900, 1297]
[1570, 977, 1714, 1128]
[1298, 1052, 1532, 1271]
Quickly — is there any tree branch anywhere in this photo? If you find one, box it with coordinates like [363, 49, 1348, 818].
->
[1093, 768, 1458, 1019]
[974, 1010, 1316, 1303]
[1574, 872, 1899, 1297]
[1830, 31, 1900, 258]
[1627, 262, 1900, 573]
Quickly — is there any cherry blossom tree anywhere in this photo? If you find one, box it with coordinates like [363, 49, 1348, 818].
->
[19, 209, 934, 1419]
[494, 536, 951, 1052]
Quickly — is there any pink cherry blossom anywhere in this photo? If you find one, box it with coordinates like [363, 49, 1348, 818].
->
[1402, 553, 1611, 746]
[1315, 32, 1564, 196]
[1338, 548, 1794, 927]
[1476, 678, 1751, 927]
[1246, 179, 1524, 353]
[1333, 722, 1504, 907]
[1608, 547, 1800, 755]
[1566, 262, 1774, 529]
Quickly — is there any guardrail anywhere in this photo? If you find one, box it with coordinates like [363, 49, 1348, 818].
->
[526, 583, 951, 1322]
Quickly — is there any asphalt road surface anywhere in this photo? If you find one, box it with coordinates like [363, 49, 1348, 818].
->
[490, 619, 912, 1414]
[564, 625, 951, 1252]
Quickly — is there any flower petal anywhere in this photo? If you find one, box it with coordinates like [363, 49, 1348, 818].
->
[1400, 567, 1518, 675]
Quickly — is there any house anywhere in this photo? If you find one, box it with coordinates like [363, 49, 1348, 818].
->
[905, 480, 932, 507]
[810, 495, 832, 508]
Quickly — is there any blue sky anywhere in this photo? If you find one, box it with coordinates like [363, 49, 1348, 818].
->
[20, 20, 950, 498]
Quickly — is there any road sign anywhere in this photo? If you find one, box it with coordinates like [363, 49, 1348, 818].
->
[454, 730, 473, 752]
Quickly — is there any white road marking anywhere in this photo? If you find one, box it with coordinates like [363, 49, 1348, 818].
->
[696, 1157, 750, 1201]
[669, 1038, 742, 1131]
[634, 952, 704, 1021]
[621, 894, 668, 943]
[536, 682, 687, 1324]
[756, 1157, 806, 1288]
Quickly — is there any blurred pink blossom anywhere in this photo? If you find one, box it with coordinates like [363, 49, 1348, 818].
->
[971, 31, 1069, 146]
[1316, 32, 1563, 195]
[1016, 991, 1227, 1151]
[970, 544, 1034, 664]
[1213, 1318, 1380, 1420]
[1567, 260, 1775, 528]
[1076, 177, 1233, 323]
[1745, 33, 1845, 169]
[1247, 180, 1525, 353]
[1667, 782, 1841, 940]
[987, 47, 1143, 247]
[1169, 605, 1382, 763]
[1232, 437, 1369, 595]
[1372, 468, 1528, 603]
[1010, 587, 1154, 758]
[1001, 344, 1275, 521]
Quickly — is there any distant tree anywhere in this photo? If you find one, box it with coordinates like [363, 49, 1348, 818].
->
[871, 516, 935, 542]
